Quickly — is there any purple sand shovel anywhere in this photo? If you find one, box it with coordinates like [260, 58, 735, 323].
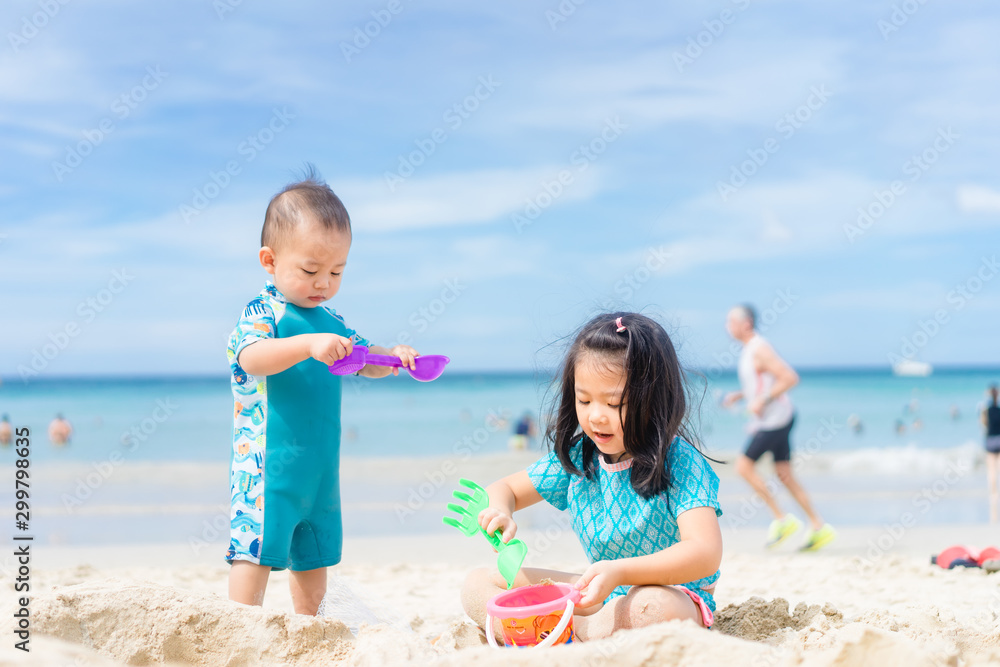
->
[328, 346, 451, 382]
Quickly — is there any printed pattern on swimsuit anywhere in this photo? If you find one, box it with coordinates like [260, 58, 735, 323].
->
[224, 282, 370, 564]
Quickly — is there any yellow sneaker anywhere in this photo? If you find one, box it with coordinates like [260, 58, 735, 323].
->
[765, 514, 802, 549]
[799, 524, 836, 552]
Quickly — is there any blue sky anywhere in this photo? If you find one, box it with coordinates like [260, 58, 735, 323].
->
[2, 0, 999, 377]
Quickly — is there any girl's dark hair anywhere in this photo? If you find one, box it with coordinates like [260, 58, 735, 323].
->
[544, 312, 701, 499]
[990, 384, 998, 406]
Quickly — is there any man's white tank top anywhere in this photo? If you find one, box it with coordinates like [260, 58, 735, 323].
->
[737, 334, 794, 432]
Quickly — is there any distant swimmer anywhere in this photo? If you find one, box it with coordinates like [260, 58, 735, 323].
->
[894, 419, 906, 435]
[981, 384, 1000, 524]
[508, 412, 537, 451]
[950, 405, 961, 420]
[48, 414, 73, 446]
[723, 305, 835, 552]
[0, 414, 11, 446]
[847, 414, 863, 435]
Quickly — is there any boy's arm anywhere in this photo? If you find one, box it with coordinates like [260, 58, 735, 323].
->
[238, 333, 352, 376]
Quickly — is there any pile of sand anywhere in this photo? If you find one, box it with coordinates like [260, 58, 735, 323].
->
[7, 546, 1000, 667]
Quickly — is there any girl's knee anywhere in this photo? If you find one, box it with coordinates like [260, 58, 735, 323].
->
[621, 586, 701, 627]
[460, 567, 495, 619]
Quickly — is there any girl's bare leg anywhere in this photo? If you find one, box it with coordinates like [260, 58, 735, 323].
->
[573, 585, 706, 641]
[461, 567, 591, 642]
[462, 567, 707, 642]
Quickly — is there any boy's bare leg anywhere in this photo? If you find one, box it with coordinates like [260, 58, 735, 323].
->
[289, 567, 327, 616]
[774, 461, 823, 530]
[573, 585, 705, 640]
[735, 455, 784, 520]
[229, 561, 271, 606]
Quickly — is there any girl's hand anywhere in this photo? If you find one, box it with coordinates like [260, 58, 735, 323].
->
[574, 560, 624, 609]
[308, 334, 353, 365]
[478, 507, 517, 545]
[390, 344, 419, 373]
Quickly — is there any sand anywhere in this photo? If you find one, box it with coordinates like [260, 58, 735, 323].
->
[3, 526, 1000, 667]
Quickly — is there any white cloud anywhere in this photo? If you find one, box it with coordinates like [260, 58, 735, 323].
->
[956, 184, 1000, 214]
[338, 166, 605, 232]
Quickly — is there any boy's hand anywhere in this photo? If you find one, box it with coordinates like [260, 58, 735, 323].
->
[390, 344, 419, 373]
[478, 507, 517, 546]
[574, 560, 624, 609]
[307, 334, 354, 365]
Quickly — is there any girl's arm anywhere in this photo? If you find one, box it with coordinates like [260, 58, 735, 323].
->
[575, 506, 722, 608]
[479, 470, 544, 543]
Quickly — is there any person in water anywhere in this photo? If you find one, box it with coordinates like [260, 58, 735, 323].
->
[722, 305, 835, 551]
[226, 165, 419, 615]
[48, 414, 72, 446]
[981, 384, 1000, 524]
[0, 414, 12, 447]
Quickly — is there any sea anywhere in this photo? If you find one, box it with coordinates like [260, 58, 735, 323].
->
[0, 367, 996, 547]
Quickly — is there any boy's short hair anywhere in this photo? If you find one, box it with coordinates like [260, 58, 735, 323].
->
[261, 164, 351, 249]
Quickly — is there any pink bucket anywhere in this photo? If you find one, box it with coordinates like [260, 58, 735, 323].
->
[485, 582, 580, 648]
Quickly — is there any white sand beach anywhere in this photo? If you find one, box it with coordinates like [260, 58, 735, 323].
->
[2, 453, 999, 666]
[2, 523, 999, 666]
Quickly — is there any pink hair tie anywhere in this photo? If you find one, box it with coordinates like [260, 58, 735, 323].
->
[615, 317, 626, 333]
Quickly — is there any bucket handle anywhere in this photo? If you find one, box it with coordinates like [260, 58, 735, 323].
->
[486, 598, 575, 649]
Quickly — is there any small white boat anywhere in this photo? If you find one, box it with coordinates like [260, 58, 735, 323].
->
[892, 359, 933, 377]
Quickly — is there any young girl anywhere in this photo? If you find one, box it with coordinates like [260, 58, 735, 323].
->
[461, 313, 723, 641]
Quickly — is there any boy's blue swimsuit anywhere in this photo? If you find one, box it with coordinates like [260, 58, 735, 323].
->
[225, 283, 370, 570]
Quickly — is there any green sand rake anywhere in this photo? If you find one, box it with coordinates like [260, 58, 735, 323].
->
[442, 478, 527, 589]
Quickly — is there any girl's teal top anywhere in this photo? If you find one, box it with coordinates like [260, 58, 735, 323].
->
[527, 437, 722, 610]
